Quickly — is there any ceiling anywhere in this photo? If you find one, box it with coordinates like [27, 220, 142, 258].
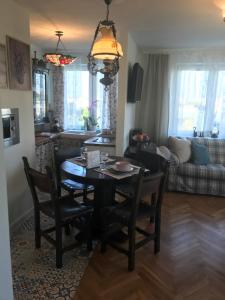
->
[15, 0, 225, 53]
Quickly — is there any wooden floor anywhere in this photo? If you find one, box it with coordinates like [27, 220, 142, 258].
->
[75, 192, 225, 300]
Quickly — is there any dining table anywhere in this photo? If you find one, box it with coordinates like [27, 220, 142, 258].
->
[61, 156, 141, 236]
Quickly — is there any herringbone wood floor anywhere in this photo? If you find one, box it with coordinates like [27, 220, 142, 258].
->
[75, 192, 225, 300]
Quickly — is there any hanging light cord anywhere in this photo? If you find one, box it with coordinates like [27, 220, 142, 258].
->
[106, 3, 110, 21]
[55, 32, 67, 53]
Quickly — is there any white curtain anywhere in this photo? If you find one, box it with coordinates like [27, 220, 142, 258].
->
[64, 60, 89, 130]
[140, 54, 169, 145]
[63, 58, 118, 131]
[169, 49, 225, 137]
[97, 74, 118, 131]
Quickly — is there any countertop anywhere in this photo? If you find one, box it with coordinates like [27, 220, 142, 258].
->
[35, 132, 59, 146]
[59, 130, 97, 140]
[84, 136, 116, 147]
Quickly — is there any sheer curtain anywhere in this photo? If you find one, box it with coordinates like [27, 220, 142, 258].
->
[64, 58, 118, 131]
[140, 54, 169, 145]
[64, 61, 89, 130]
[169, 49, 225, 137]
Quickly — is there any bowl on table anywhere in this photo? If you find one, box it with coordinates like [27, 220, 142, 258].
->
[113, 161, 133, 172]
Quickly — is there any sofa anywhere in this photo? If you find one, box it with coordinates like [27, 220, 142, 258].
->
[165, 137, 225, 197]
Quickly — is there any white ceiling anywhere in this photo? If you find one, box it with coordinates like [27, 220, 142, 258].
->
[15, 0, 225, 52]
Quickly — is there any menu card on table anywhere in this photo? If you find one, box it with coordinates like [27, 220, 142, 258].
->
[86, 150, 100, 169]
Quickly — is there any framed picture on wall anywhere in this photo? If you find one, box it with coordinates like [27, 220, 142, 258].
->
[6, 36, 31, 90]
[0, 43, 8, 89]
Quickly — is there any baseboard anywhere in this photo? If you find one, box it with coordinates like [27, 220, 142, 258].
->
[10, 207, 34, 235]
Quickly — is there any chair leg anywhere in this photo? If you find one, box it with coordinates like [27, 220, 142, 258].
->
[83, 188, 87, 201]
[56, 225, 63, 268]
[128, 226, 136, 272]
[34, 210, 41, 249]
[150, 193, 156, 224]
[154, 214, 161, 254]
[101, 240, 107, 253]
[86, 214, 93, 251]
[64, 224, 71, 236]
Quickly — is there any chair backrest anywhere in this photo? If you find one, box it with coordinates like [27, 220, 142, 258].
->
[129, 168, 145, 225]
[136, 150, 169, 174]
[53, 144, 81, 195]
[22, 156, 56, 209]
[129, 151, 169, 227]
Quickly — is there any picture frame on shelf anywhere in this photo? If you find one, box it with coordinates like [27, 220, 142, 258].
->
[0, 43, 8, 89]
[6, 36, 31, 90]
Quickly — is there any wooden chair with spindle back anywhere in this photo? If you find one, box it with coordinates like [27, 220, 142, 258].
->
[22, 156, 93, 268]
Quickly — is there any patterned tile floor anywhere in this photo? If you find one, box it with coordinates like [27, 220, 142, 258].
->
[11, 215, 93, 300]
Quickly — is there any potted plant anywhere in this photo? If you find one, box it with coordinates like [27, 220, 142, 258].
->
[81, 107, 98, 131]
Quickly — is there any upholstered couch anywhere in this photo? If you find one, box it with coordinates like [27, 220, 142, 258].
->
[166, 137, 225, 196]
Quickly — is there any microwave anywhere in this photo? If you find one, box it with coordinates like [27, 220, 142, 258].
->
[1, 108, 20, 148]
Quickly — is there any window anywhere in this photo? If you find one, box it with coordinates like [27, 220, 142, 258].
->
[169, 65, 225, 137]
[33, 71, 48, 123]
[64, 66, 104, 130]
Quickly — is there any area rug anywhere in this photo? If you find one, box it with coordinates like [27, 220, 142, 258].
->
[11, 215, 93, 300]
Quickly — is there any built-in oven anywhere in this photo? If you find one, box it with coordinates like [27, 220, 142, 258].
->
[1, 108, 20, 148]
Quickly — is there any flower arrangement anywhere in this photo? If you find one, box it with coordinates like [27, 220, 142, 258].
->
[81, 107, 98, 131]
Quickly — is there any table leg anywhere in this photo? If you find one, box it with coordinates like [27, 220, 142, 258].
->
[92, 182, 115, 235]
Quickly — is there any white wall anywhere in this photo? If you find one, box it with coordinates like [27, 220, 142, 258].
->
[0, 114, 13, 300]
[116, 33, 146, 155]
[0, 0, 35, 226]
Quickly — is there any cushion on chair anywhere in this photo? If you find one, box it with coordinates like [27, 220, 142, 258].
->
[40, 195, 93, 220]
[191, 142, 209, 165]
[61, 179, 93, 191]
[103, 205, 132, 225]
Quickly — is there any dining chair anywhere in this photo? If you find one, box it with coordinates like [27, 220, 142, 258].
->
[116, 151, 169, 223]
[100, 168, 165, 271]
[22, 156, 93, 268]
[53, 144, 94, 203]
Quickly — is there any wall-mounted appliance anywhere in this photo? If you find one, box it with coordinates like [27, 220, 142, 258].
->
[127, 63, 144, 103]
[1, 108, 20, 148]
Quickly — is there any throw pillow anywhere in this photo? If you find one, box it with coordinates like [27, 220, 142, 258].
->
[168, 137, 191, 163]
[191, 142, 209, 165]
[157, 146, 171, 160]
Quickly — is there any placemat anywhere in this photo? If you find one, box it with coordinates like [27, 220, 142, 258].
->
[66, 157, 116, 167]
[95, 164, 141, 180]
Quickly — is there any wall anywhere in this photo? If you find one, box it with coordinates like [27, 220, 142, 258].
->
[0, 114, 13, 299]
[0, 0, 35, 226]
[116, 32, 146, 155]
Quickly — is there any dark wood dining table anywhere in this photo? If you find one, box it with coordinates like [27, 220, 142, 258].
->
[61, 157, 139, 235]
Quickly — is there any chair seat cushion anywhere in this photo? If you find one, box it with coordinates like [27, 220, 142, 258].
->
[116, 182, 135, 199]
[103, 204, 132, 225]
[177, 163, 225, 180]
[40, 195, 93, 220]
[61, 179, 93, 192]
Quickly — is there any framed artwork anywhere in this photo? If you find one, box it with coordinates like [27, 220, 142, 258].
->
[6, 36, 31, 90]
[0, 44, 8, 88]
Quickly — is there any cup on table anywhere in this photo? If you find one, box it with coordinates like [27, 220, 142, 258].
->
[80, 147, 87, 160]
[100, 152, 109, 170]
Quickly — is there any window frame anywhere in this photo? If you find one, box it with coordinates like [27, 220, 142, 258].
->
[32, 68, 49, 124]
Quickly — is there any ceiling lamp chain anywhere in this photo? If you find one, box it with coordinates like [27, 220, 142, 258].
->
[88, 0, 123, 90]
[44, 31, 77, 67]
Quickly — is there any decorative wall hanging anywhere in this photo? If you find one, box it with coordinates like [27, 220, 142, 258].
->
[6, 36, 31, 90]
